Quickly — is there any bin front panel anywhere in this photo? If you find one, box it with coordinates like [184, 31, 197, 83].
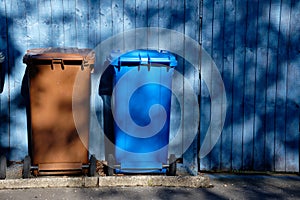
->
[28, 62, 90, 166]
[113, 65, 174, 167]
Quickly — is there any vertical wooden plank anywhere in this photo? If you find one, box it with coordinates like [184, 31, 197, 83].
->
[88, 0, 101, 48]
[25, 1, 39, 48]
[221, 0, 235, 171]
[254, 0, 270, 171]
[135, 0, 147, 48]
[38, 0, 52, 48]
[232, 0, 246, 170]
[286, 0, 300, 172]
[147, 0, 159, 49]
[62, 0, 77, 47]
[158, 0, 172, 160]
[0, 0, 10, 157]
[274, 0, 290, 172]
[158, 0, 171, 50]
[199, 75, 211, 171]
[100, 0, 113, 42]
[50, 0, 64, 47]
[111, 0, 124, 49]
[210, 0, 224, 171]
[88, 0, 102, 160]
[243, 0, 258, 170]
[96, 0, 113, 161]
[76, 0, 89, 48]
[7, 0, 28, 161]
[265, 0, 281, 171]
[124, 0, 135, 49]
[183, 0, 200, 175]
[22, 1, 39, 161]
[169, 0, 185, 162]
[200, 0, 213, 171]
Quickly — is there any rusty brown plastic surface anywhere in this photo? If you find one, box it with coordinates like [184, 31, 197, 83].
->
[24, 48, 94, 174]
[23, 47, 95, 62]
[38, 162, 83, 171]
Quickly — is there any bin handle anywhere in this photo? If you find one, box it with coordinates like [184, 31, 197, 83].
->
[51, 59, 64, 70]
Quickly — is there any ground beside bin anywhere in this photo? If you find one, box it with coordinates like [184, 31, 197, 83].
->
[0, 172, 299, 200]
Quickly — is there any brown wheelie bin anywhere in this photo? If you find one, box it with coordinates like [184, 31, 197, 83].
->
[22, 48, 96, 178]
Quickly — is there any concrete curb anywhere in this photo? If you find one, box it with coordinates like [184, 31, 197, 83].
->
[0, 176, 210, 189]
[98, 176, 210, 188]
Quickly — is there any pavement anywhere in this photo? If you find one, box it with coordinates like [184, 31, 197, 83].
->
[0, 174, 299, 200]
[0, 162, 210, 189]
[1, 163, 300, 199]
[0, 175, 210, 189]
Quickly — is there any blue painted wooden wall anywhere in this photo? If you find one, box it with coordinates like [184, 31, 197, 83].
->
[201, 0, 300, 172]
[0, 0, 299, 173]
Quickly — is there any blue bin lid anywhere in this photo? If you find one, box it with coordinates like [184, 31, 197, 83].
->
[108, 50, 177, 67]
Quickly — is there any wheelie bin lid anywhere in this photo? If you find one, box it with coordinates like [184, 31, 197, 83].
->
[108, 50, 177, 67]
[23, 47, 95, 66]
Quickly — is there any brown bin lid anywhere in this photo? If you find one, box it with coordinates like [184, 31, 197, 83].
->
[23, 47, 95, 65]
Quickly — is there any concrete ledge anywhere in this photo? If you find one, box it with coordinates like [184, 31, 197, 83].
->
[0, 177, 83, 189]
[0, 175, 210, 189]
[98, 176, 210, 188]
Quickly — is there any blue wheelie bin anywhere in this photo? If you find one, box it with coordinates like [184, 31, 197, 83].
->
[105, 50, 177, 175]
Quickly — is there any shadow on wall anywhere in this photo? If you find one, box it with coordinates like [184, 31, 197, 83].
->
[0, 0, 298, 172]
[0, 11, 23, 159]
[0, 1, 82, 161]
[200, 0, 300, 172]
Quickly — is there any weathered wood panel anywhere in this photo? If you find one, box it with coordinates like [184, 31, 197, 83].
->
[147, 0, 159, 48]
[135, 0, 147, 48]
[88, 0, 102, 159]
[0, 0, 298, 173]
[51, 0, 64, 47]
[0, 0, 10, 158]
[221, 0, 235, 171]
[183, 0, 201, 175]
[210, 0, 224, 171]
[63, 0, 77, 47]
[6, 0, 28, 161]
[200, 0, 213, 171]
[274, 0, 289, 172]
[232, 0, 247, 171]
[265, 0, 281, 172]
[254, 0, 269, 171]
[285, 0, 300, 172]
[76, 0, 90, 48]
[112, 0, 123, 49]
[169, 0, 185, 159]
[38, 0, 52, 47]
[200, 0, 299, 172]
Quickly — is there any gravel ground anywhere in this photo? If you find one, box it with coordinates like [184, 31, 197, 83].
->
[6, 163, 23, 179]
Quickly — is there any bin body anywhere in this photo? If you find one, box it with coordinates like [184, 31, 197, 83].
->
[23, 48, 94, 174]
[110, 50, 177, 173]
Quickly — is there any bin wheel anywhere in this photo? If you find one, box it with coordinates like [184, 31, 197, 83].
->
[107, 154, 115, 176]
[167, 154, 177, 176]
[88, 154, 97, 177]
[0, 155, 6, 179]
[22, 155, 31, 179]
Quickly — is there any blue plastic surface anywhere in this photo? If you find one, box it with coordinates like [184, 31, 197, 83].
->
[109, 50, 177, 67]
[111, 50, 177, 173]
